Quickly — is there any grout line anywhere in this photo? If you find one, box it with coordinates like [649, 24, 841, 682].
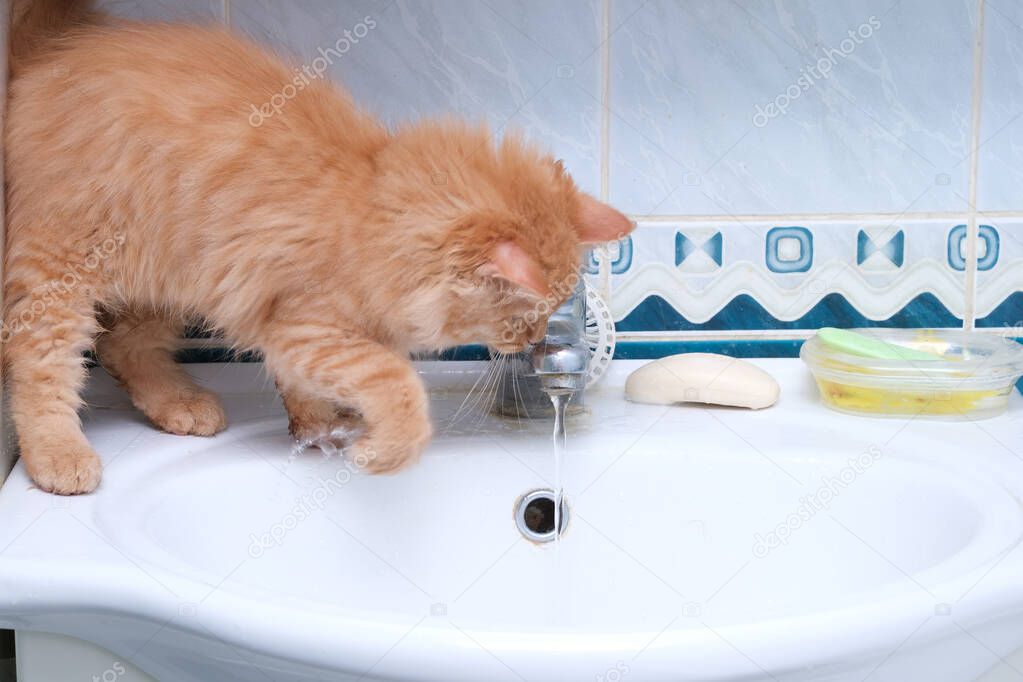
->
[625, 211, 1023, 224]
[617, 327, 1015, 343]
[618, 331, 816, 342]
[182, 328, 1019, 348]
[600, 0, 611, 205]
[966, 327, 1023, 335]
[963, 0, 987, 331]
[598, 0, 613, 304]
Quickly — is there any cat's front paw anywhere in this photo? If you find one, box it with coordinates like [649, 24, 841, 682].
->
[146, 389, 227, 436]
[25, 442, 102, 495]
[353, 414, 432, 474]
[289, 407, 362, 449]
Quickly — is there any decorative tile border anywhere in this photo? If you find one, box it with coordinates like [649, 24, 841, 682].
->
[610, 220, 965, 332]
[974, 217, 1023, 328]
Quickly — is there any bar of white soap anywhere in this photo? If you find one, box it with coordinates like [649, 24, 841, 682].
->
[625, 353, 779, 409]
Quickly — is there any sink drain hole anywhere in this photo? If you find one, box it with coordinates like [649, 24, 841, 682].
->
[515, 489, 568, 543]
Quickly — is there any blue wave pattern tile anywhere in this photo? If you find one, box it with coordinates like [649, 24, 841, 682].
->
[96, 0, 225, 21]
[229, 0, 603, 196]
[975, 218, 1023, 328]
[616, 339, 806, 359]
[608, 0, 975, 215]
[978, 1, 1023, 211]
[613, 221, 965, 332]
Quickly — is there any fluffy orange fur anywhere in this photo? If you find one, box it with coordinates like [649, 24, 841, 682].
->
[3, 0, 634, 494]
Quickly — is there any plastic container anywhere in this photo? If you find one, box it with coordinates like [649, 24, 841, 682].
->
[800, 328, 1023, 420]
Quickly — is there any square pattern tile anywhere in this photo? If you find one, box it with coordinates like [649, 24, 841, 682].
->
[611, 220, 965, 331]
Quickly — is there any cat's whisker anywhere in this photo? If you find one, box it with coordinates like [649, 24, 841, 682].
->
[510, 355, 525, 426]
[485, 356, 506, 425]
[466, 356, 497, 433]
[462, 354, 495, 433]
[473, 352, 505, 433]
[446, 364, 490, 431]
[447, 353, 493, 429]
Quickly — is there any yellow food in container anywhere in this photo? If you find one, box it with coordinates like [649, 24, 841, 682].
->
[800, 328, 1023, 419]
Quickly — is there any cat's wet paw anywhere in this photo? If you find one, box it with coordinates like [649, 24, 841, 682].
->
[147, 389, 227, 436]
[353, 417, 432, 474]
[26, 443, 102, 495]
[288, 408, 362, 451]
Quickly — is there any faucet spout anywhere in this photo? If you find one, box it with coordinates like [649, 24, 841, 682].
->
[493, 276, 589, 417]
[529, 337, 589, 396]
[530, 277, 589, 397]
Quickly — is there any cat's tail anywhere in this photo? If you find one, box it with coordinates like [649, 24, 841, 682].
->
[9, 0, 97, 69]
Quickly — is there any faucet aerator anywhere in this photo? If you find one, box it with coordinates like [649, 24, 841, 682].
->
[531, 341, 589, 396]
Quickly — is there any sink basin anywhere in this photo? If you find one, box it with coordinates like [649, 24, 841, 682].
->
[1, 360, 1023, 681]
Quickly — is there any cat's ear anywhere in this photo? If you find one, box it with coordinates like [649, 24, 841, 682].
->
[479, 241, 549, 297]
[574, 193, 635, 244]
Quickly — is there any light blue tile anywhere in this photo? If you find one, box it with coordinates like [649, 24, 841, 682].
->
[612, 220, 965, 331]
[97, 0, 224, 22]
[978, 1, 1023, 211]
[609, 0, 975, 216]
[230, 0, 603, 195]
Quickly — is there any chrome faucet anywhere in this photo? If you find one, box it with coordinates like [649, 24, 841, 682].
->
[494, 278, 589, 418]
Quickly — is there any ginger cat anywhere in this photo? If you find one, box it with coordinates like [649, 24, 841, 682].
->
[3, 0, 633, 494]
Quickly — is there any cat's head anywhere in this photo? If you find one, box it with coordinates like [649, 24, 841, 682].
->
[441, 191, 631, 354]
[376, 124, 634, 353]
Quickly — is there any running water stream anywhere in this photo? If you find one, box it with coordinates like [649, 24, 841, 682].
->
[549, 392, 569, 546]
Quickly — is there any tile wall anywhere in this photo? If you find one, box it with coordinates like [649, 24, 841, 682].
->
[96, 0, 1023, 353]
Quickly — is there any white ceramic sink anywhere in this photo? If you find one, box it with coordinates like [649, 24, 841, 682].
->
[1, 360, 1023, 681]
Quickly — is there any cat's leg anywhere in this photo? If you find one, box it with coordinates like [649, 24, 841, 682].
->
[5, 290, 102, 494]
[260, 325, 431, 474]
[278, 384, 362, 446]
[95, 311, 226, 436]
